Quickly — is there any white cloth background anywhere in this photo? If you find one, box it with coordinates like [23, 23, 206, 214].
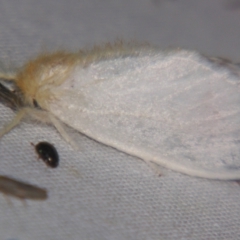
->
[0, 0, 240, 239]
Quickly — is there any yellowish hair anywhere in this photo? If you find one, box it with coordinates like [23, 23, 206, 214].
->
[15, 51, 79, 109]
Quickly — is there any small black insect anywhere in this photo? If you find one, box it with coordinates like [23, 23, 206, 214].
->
[33, 142, 59, 168]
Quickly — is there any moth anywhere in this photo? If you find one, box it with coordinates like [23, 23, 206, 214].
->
[0, 42, 240, 180]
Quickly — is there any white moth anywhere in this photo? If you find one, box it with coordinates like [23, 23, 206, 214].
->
[1, 42, 240, 180]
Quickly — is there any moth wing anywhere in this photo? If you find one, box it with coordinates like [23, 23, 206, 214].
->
[49, 49, 240, 179]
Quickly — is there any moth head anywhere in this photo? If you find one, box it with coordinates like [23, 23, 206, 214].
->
[15, 51, 78, 110]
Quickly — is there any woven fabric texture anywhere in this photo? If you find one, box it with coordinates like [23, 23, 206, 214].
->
[0, 1, 240, 239]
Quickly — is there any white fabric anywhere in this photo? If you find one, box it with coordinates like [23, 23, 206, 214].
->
[0, 0, 240, 239]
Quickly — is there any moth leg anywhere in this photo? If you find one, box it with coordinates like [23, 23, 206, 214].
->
[0, 107, 49, 139]
[0, 105, 78, 150]
[48, 113, 79, 150]
[25, 108, 78, 149]
[25, 107, 51, 123]
[0, 108, 27, 138]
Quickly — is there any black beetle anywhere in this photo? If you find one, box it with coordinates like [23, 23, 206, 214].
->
[33, 141, 59, 168]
